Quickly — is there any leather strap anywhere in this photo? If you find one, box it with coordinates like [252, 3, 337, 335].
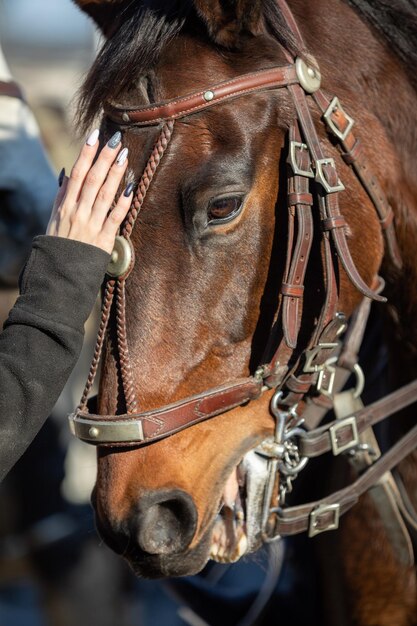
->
[264, 122, 314, 387]
[300, 379, 417, 458]
[276, 421, 417, 536]
[313, 90, 402, 269]
[104, 65, 298, 125]
[290, 83, 385, 304]
[282, 122, 314, 349]
[70, 377, 263, 445]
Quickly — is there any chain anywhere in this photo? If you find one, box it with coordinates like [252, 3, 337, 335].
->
[256, 390, 308, 542]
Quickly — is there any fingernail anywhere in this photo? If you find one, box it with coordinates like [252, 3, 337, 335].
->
[107, 131, 122, 149]
[58, 167, 65, 187]
[123, 182, 135, 197]
[116, 147, 129, 166]
[86, 128, 99, 146]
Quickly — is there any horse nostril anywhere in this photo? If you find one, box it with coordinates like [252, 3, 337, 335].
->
[136, 490, 197, 555]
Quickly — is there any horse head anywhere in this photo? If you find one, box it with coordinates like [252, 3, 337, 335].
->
[72, 0, 391, 578]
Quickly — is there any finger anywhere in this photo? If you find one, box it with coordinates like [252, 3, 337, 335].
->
[64, 128, 101, 203]
[76, 131, 123, 213]
[97, 184, 135, 254]
[90, 149, 129, 226]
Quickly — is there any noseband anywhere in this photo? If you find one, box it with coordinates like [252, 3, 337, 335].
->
[70, 0, 417, 545]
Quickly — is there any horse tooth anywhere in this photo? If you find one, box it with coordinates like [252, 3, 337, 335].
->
[236, 533, 248, 557]
[223, 468, 239, 508]
[218, 532, 227, 558]
[235, 503, 245, 522]
[210, 542, 219, 558]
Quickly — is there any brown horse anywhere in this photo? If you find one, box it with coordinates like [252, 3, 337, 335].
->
[71, 0, 417, 623]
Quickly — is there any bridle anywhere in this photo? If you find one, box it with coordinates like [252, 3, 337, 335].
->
[69, 0, 417, 547]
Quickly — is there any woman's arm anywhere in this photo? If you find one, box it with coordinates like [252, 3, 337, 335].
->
[0, 130, 133, 480]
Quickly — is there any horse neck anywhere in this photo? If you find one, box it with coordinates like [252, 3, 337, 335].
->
[0, 42, 13, 81]
[290, 0, 417, 187]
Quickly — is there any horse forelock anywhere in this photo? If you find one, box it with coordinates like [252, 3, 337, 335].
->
[75, 0, 303, 134]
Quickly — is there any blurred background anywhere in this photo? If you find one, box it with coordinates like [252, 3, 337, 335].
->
[0, 0, 96, 167]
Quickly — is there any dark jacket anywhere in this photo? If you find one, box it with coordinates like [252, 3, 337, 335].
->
[0, 236, 109, 481]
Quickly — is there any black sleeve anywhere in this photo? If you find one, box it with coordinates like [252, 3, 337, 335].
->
[0, 235, 110, 481]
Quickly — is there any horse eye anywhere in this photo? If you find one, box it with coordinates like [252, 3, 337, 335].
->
[207, 196, 244, 225]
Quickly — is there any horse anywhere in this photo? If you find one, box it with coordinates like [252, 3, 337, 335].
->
[70, 0, 417, 623]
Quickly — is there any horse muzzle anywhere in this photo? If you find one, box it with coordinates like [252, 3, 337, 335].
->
[93, 487, 211, 577]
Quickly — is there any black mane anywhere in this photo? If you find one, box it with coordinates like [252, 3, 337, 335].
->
[77, 1, 192, 132]
[77, 0, 417, 132]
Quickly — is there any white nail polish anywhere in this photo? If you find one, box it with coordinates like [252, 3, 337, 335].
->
[116, 147, 129, 166]
[86, 128, 100, 146]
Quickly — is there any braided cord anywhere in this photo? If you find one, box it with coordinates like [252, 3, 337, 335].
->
[77, 120, 175, 415]
[123, 120, 175, 238]
[78, 280, 116, 411]
[115, 279, 138, 413]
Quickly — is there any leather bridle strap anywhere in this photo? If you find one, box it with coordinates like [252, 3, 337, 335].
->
[104, 65, 298, 125]
[290, 82, 385, 304]
[0, 80, 24, 100]
[71, 371, 417, 451]
[70, 377, 262, 445]
[263, 121, 315, 387]
[299, 378, 417, 458]
[313, 89, 402, 269]
[276, 418, 417, 537]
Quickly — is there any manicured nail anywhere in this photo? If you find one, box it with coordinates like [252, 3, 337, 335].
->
[116, 147, 129, 166]
[58, 167, 65, 187]
[107, 131, 122, 149]
[123, 182, 135, 197]
[86, 128, 99, 146]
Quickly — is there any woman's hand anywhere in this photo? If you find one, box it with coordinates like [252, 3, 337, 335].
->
[47, 129, 134, 254]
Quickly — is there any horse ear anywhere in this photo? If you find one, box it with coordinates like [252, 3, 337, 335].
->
[193, 0, 264, 47]
[72, 0, 128, 35]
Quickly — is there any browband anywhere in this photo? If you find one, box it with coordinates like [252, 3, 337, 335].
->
[104, 64, 298, 126]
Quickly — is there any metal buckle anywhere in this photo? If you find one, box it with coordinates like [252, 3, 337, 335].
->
[288, 141, 314, 178]
[329, 416, 359, 456]
[303, 342, 338, 373]
[308, 503, 340, 537]
[315, 158, 345, 194]
[323, 96, 355, 142]
[316, 360, 337, 397]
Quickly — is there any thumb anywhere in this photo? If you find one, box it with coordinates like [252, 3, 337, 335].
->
[46, 172, 69, 235]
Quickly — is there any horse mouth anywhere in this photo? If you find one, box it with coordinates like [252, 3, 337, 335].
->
[93, 443, 272, 577]
[209, 447, 271, 563]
